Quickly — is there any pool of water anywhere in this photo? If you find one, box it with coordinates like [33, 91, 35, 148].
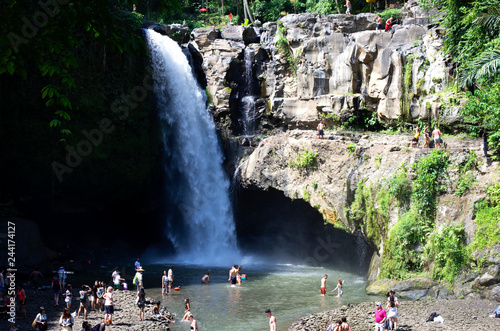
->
[130, 262, 383, 331]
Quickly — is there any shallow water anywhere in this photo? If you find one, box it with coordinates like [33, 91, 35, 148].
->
[134, 263, 383, 331]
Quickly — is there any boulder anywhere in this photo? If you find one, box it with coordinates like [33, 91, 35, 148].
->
[491, 285, 500, 302]
[392, 277, 436, 300]
[366, 278, 400, 295]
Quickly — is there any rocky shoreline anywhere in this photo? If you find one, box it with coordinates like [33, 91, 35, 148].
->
[288, 299, 500, 330]
[7, 288, 176, 331]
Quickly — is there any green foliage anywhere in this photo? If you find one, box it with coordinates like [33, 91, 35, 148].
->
[312, 181, 318, 190]
[381, 210, 426, 279]
[349, 181, 390, 249]
[424, 224, 467, 284]
[0, 0, 161, 135]
[387, 163, 412, 209]
[454, 150, 479, 196]
[291, 148, 319, 171]
[379, 8, 403, 22]
[347, 143, 356, 155]
[381, 152, 450, 280]
[401, 57, 413, 121]
[468, 182, 500, 253]
[303, 188, 311, 202]
[375, 154, 382, 169]
[411, 150, 449, 222]
[461, 81, 500, 154]
[275, 21, 300, 75]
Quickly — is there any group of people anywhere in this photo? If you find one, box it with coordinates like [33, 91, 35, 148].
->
[411, 125, 443, 149]
[376, 16, 394, 33]
[320, 275, 345, 297]
[373, 290, 399, 331]
[228, 265, 245, 285]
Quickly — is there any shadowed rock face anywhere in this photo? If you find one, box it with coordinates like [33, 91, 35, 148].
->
[235, 187, 372, 273]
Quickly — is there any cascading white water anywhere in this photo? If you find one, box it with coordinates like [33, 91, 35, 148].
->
[242, 48, 256, 135]
[145, 29, 239, 265]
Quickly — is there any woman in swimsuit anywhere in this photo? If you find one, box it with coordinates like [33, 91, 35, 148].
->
[182, 298, 191, 320]
[188, 314, 199, 331]
[332, 279, 344, 297]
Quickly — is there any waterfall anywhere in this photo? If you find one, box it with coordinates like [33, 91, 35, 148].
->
[145, 29, 239, 265]
[242, 47, 256, 136]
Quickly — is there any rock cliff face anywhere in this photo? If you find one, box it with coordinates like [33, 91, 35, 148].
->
[238, 130, 500, 299]
[167, 6, 500, 299]
[187, 8, 451, 135]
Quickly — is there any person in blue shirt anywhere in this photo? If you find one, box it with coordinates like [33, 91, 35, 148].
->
[135, 258, 141, 271]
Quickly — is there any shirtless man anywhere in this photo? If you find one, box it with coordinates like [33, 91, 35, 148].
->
[265, 308, 277, 331]
[320, 274, 328, 296]
[29, 267, 44, 298]
[228, 265, 238, 285]
[432, 126, 442, 149]
[317, 120, 325, 139]
[376, 15, 382, 33]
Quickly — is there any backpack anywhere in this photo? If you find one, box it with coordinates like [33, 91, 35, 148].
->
[133, 274, 138, 285]
[426, 312, 439, 322]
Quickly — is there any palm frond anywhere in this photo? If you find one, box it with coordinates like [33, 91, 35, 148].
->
[473, 6, 500, 31]
[460, 49, 500, 87]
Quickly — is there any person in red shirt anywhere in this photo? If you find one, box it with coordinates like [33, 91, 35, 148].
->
[374, 302, 387, 331]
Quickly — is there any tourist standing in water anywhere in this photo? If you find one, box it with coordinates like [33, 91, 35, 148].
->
[182, 298, 191, 320]
[320, 274, 328, 296]
[332, 279, 344, 297]
[162, 270, 169, 295]
[168, 266, 174, 292]
[188, 314, 199, 331]
[237, 266, 243, 285]
[201, 272, 210, 284]
[265, 308, 277, 331]
[228, 265, 238, 285]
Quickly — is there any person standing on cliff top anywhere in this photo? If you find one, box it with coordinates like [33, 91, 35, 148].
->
[432, 125, 442, 149]
[320, 274, 328, 296]
[317, 120, 325, 139]
[265, 308, 277, 331]
[411, 125, 421, 148]
[376, 16, 383, 33]
[345, 0, 352, 14]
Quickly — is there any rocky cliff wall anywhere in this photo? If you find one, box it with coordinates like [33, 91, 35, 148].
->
[187, 6, 452, 135]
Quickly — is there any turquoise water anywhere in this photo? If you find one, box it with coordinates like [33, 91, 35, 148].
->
[136, 263, 383, 331]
